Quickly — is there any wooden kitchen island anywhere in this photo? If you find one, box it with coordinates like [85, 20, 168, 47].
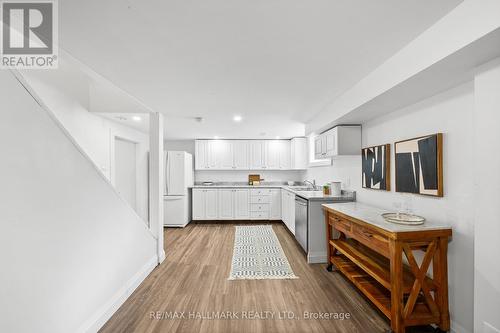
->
[323, 202, 452, 333]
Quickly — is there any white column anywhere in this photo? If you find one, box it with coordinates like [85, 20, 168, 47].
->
[149, 112, 165, 263]
[474, 57, 500, 333]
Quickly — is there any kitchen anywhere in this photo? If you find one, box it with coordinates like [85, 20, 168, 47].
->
[3, 2, 500, 333]
[163, 127, 360, 263]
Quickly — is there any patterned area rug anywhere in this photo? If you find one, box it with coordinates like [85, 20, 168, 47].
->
[229, 225, 298, 280]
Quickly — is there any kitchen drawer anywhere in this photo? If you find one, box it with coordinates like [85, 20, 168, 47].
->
[250, 211, 270, 219]
[250, 203, 270, 212]
[250, 196, 270, 204]
[330, 215, 352, 235]
[352, 224, 389, 257]
[250, 189, 272, 196]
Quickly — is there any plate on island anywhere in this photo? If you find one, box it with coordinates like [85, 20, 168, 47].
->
[382, 213, 425, 225]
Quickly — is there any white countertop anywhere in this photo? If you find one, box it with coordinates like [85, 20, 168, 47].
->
[322, 202, 451, 233]
[191, 184, 355, 202]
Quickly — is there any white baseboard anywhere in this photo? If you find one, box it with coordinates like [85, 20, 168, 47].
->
[450, 321, 471, 333]
[307, 252, 327, 264]
[77, 255, 159, 333]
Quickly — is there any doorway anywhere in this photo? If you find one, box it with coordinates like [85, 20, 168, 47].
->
[114, 138, 138, 210]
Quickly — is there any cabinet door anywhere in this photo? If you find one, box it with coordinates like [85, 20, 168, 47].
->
[270, 189, 281, 220]
[206, 141, 219, 169]
[291, 137, 307, 169]
[218, 189, 234, 219]
[314, 137, 322, 159]
[234, 189, 250, 219]
[278, 141, 291, 169]
[288, 192, 296, 234]
[192, 189, 205, 220]
[195, 141, 207, 170]
[217, 141, 233, 169]
[325, 128, 337, 157]
[205, 189, 218, 219]
[266, 141, 280, 169]
[233, 141, 249, 170]
[281, 190, 287, 223]
[249, 141, 266, 169]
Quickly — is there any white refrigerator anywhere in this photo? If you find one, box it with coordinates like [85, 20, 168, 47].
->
[163, 151, 194, 227]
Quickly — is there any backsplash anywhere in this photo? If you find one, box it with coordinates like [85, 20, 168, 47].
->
[195, 170, 305, 183]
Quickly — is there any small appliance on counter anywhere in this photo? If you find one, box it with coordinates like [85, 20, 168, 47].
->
[330, 181, 342, 196]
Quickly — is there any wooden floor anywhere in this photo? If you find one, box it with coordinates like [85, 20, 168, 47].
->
[100, 222, 433, 333]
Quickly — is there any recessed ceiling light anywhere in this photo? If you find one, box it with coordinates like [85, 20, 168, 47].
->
[233, 115, 242, 122]
[115, 116, 127, 121]
[131, 116, 142, 122]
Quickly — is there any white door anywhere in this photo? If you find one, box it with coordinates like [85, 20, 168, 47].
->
[195, 140, 207, 170]
[115, 138, 137, 210]
[192, 189, 205, 220]
[266, 141, 280, 169]
[217, 141, 233, 169]
[249, 141, 265, 169]
[233, 141, 249, 169]
[206, 141, 219, 169]
[314, 137, 322, 159]
[218, 189, 234, 219]
[325, 128, 337, 156]
[270, 189, 281, 220]
[281, 190, 288, 226]
[164, 196, 187, 227]
[205, 189, 218, 219]
[234, 189, 250, 219]
[278, 141, 291, 169]
[166, 151, 185, 195]
[288, 192, 296, 234]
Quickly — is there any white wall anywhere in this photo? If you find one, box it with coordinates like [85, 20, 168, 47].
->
[305, 82, 475, 333]
[474, 58, 500, 333]
[20, 69, 150, 223]
[0, 71, 157, 333]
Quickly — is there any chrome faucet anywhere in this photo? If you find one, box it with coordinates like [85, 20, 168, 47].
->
[303, 180, 317, 189]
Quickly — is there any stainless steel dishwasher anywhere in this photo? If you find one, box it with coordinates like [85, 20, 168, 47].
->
[295, 197, 308, 252]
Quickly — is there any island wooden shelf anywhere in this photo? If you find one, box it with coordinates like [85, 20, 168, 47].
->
[323, 202, 452, 333]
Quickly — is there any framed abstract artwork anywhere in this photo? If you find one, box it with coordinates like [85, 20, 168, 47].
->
[362, 144, 390, 191]
[395, 133, 443, 197]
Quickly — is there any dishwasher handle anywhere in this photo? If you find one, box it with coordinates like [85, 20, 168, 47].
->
[295, 198, 308, 206]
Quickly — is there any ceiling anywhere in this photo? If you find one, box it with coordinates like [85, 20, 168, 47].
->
[58, 0, 461, 139]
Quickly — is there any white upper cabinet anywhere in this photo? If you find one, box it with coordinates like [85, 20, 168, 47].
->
[314, 125, 361, 159]
[265, 140, 280, 169]
[212, 140, 232, 169]
[249, 140, 266, 169]
[278, 140, 291, 169]
[291, 137, 307, 170]
[195, 140, 208, 170]
[233, 140, 249, 169]
[195, 138, 304, 170]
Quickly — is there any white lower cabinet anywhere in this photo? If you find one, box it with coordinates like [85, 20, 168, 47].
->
[218, 189, 234, 220]
[234, 189, 250, 219]
[281, 190, 296, 235]
[192, 188, 218, 220]
[270, 189, 281, 220]
[193, 188, 283, 221]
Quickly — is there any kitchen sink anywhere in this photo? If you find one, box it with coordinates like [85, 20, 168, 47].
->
[288, 186, 321, 192]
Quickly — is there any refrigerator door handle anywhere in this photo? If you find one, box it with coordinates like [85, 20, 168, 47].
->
[165, 152, 169, 195]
